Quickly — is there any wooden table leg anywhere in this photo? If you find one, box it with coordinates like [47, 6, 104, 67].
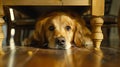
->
[90, 17, 104, 48]
[91, 0, 104, 49]
[0, 0, 5, 55]
[0, 18, 5, 55]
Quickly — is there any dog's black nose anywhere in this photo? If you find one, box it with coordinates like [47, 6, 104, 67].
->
[55, 37, 65, 46]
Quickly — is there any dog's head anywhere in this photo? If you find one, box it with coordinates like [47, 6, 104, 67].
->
[31, 12, 93, 49]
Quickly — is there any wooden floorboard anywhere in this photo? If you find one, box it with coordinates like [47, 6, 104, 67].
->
[0, 46, 120, 67]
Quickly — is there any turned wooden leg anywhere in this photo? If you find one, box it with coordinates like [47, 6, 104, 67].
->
[90, 17, 104, 49]
[0, 0, 5, 54]
[0, 18, 4, 55]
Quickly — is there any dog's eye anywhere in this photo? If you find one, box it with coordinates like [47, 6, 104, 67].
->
[65, 26, 71, 31]
[49, 26, 55, 31]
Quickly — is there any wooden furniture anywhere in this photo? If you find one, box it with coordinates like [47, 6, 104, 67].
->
[3, 7, 36, 46]
[1, 46, 120, 67]
[84, 0, 118, 46]
[0, 0, 104, 51]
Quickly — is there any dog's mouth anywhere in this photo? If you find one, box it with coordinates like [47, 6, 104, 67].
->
[55, 44, 66, 49]
[43, 43, 66, 49]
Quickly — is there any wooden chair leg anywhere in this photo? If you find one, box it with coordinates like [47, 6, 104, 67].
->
[14, 27, 21, 46]
[91, 0, 104, 49]
[6, 23, 11, 45]
[0, 18, 5, 55]
[90, 17, 104, 49]
[0, 1, 5, 54]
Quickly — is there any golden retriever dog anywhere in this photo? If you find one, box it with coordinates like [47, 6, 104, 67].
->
[24, 11, 93, 49]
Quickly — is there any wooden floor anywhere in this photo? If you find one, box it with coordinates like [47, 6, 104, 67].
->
[0, 46, 120, 67]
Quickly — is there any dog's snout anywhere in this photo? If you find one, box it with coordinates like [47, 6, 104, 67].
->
[55, 37, 66, 45]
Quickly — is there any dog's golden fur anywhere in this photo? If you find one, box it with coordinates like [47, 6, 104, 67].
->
[24, 11, 93, 49]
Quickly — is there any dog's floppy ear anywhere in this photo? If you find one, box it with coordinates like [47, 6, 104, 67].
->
[74, 19, 93, 48]
[30, 17, 49, 47]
